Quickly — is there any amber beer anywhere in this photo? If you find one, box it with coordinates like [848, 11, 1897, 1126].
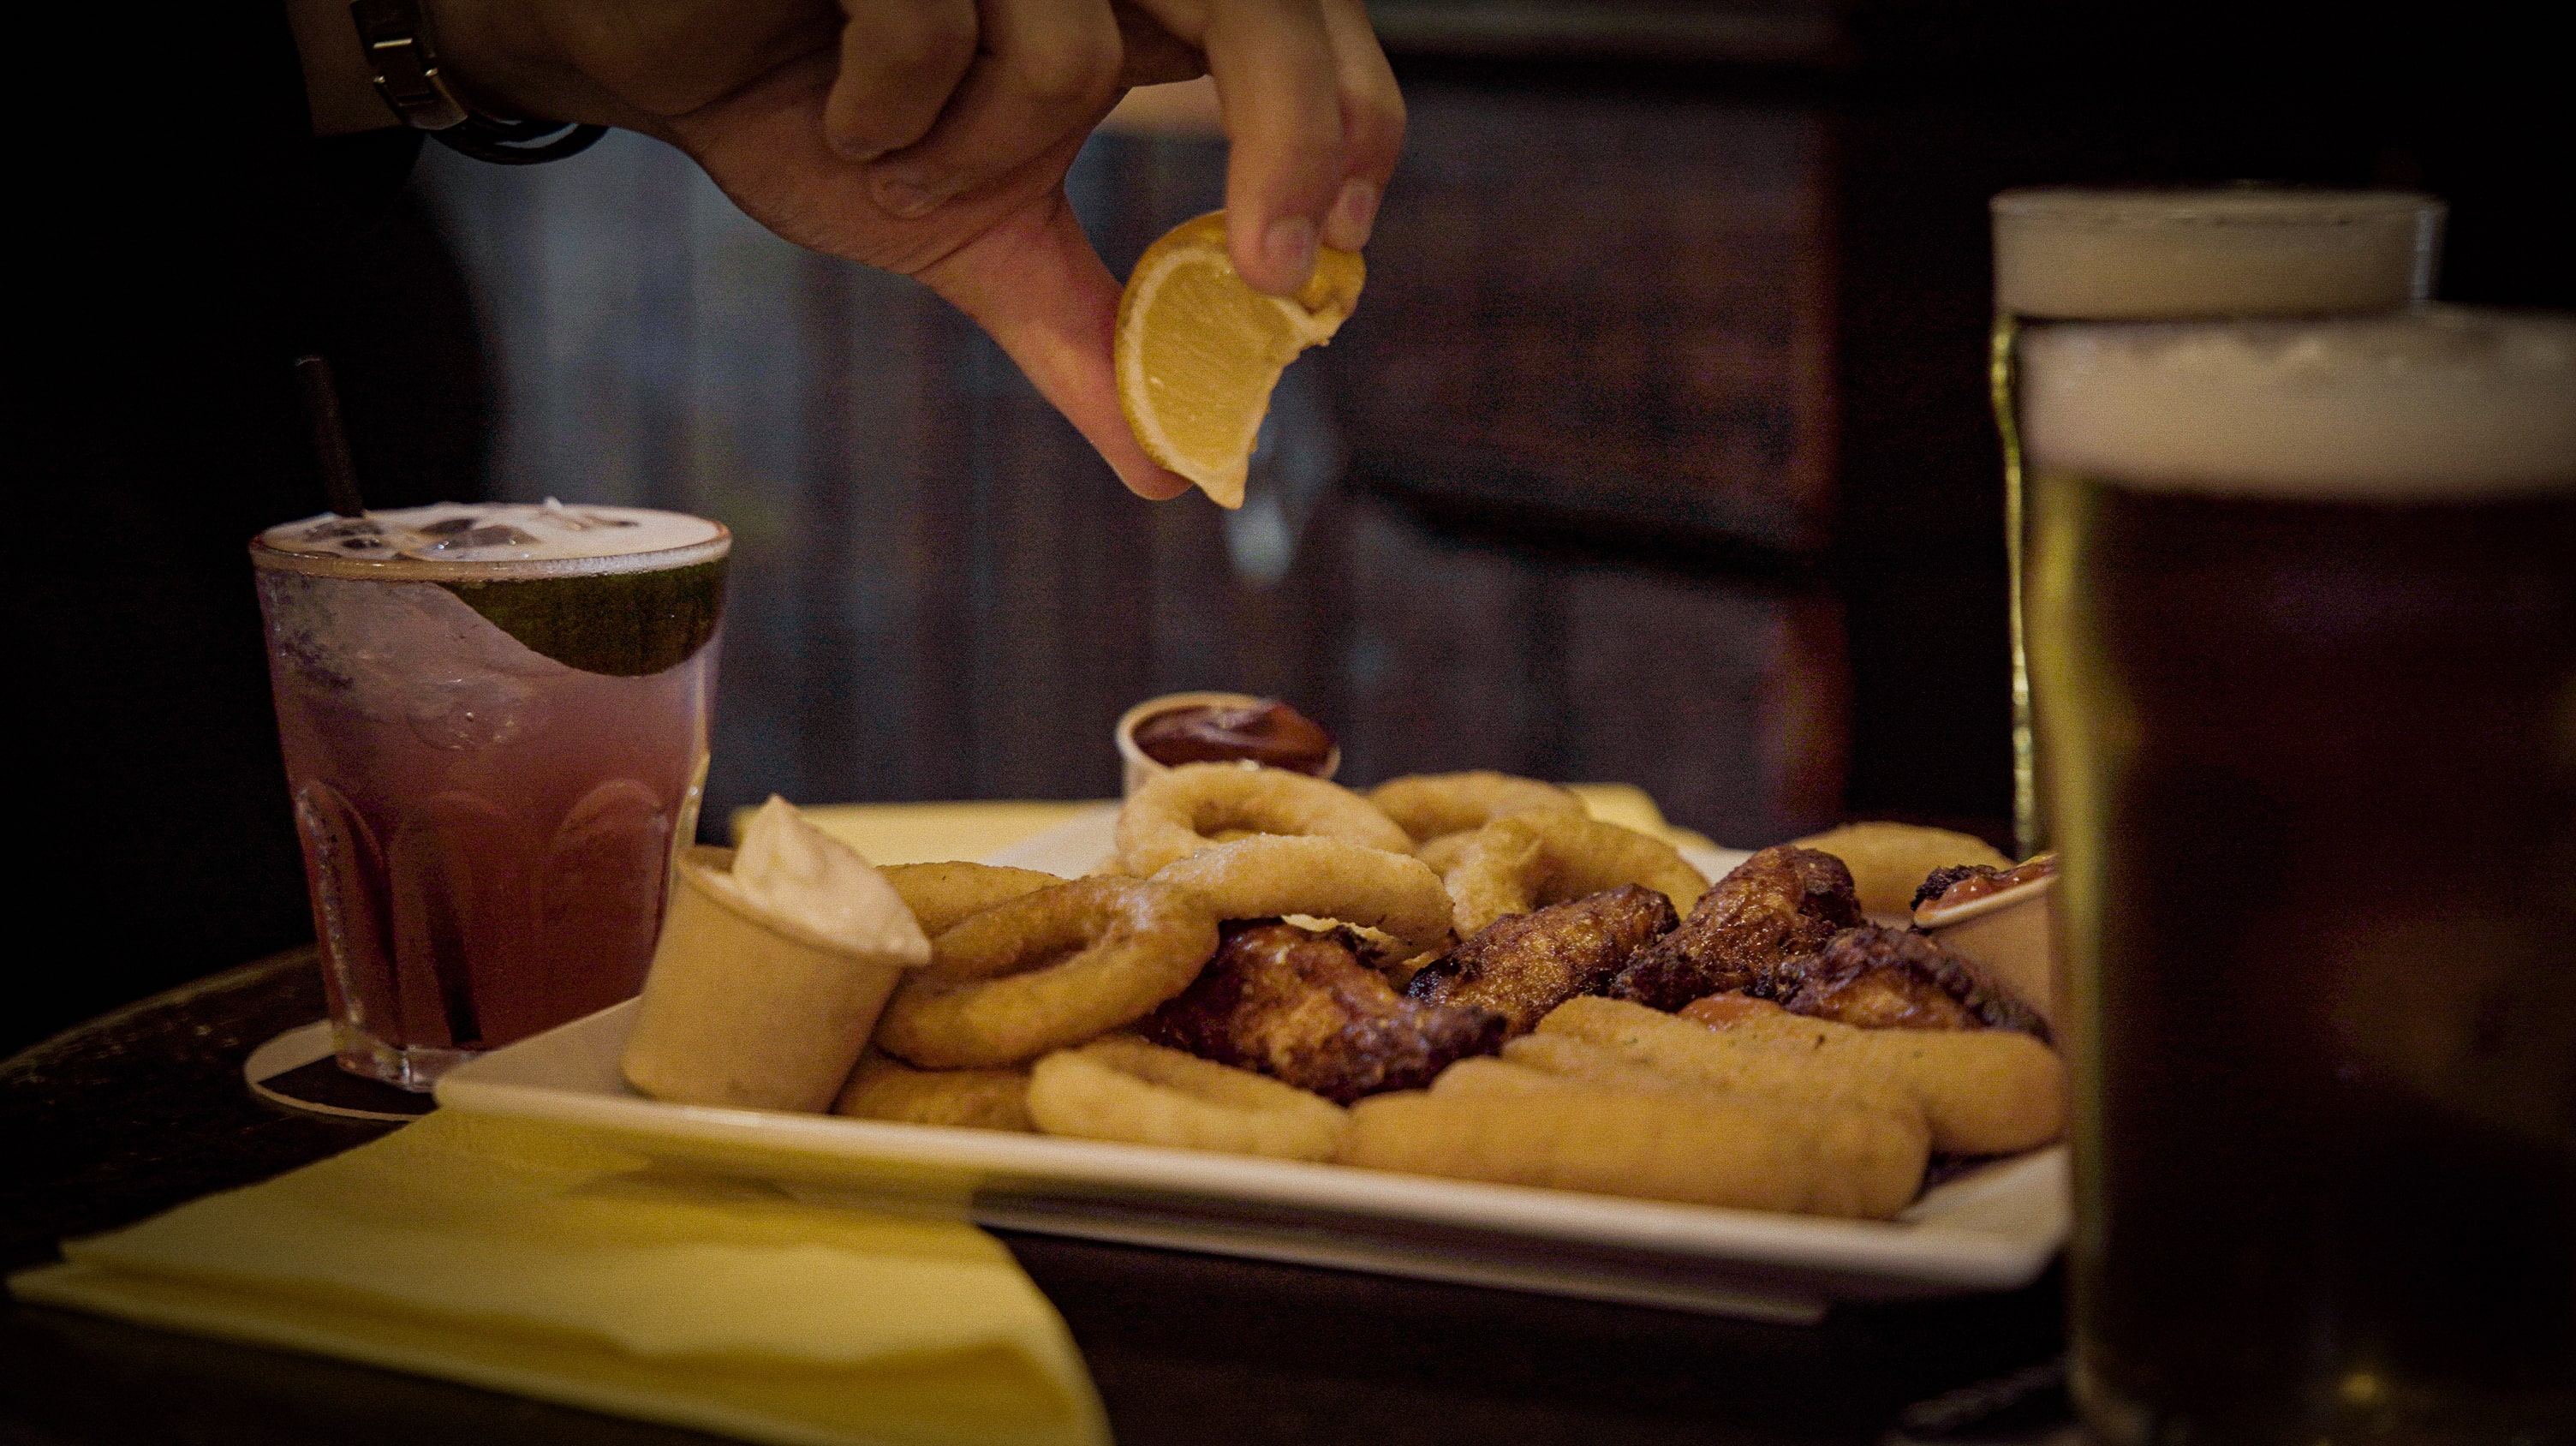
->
[1989, 187, 2443, 854]
[2024, 308, 2576, 1443]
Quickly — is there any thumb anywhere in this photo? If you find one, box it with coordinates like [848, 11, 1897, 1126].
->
[915, 192, 1194, 501]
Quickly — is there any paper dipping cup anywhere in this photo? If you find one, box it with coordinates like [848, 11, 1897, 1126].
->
[622, 845, 910, 1113]
[1915, 874, 2060, 1032]
[1114, 691, 1342, 797]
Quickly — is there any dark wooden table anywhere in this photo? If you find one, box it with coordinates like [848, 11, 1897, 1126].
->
[3, 952, 2077, 1446]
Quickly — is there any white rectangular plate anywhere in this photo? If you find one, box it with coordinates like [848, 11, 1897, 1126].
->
[438, 810, 2066, 1324]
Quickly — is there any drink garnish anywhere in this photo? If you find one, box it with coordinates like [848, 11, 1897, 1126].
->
[1114, 211, 1364, 508]
[259, 504, 730, 676]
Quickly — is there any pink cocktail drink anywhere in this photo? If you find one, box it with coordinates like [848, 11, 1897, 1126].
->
[253, 503, 728, 1089]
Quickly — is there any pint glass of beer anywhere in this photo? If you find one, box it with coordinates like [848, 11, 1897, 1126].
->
[1990, 187, 2443, 854]
[2023, 307, 2575, 1442]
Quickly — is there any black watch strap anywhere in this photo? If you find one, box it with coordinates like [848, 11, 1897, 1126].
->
[347, 0, 605, 164]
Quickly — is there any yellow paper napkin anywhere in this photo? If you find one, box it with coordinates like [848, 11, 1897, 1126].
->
[9, 1110, 1107, 1446]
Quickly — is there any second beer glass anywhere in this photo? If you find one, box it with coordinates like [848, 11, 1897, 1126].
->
[1989, 186, 2443, 854]
[2025, 306, 2576, 1443]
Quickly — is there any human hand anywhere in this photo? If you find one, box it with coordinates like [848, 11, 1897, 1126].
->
[398, 0, 1404, 499]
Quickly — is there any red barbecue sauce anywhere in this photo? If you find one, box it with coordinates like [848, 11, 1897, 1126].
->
[1134, 700, 1334, 774]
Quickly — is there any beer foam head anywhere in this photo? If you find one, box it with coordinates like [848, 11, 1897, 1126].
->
[254, 500, 728, 577]
[1992, 187, 2442, 320]
[2022, 307, 2576, 499]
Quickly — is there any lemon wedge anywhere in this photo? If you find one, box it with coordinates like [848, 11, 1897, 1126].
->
[1114, 211, 1364, 508]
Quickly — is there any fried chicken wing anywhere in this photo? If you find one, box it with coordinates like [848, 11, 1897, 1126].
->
[1406, 886, 1679, 1037]
[1607, 845, 1861, 1011]
[1768, 925, 2049, 1039]
[1140, 921, 1506, 1103]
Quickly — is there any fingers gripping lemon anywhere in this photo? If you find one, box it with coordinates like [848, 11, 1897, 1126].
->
[1115, 212, 1364, 508]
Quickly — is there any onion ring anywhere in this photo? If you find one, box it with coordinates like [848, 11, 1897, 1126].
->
[1412, 830, 1481, 879]
[1446, 813, 1709, 936]
[1366, 771, 1586, 844]
[881, 861, 1064, 937]
[1114, 762, 1410, 876]
[1027, 1037, 1349, 1160]
[832, 1050, 1033, 1132]
[874, 878, 1219, 1068]
[1148, 835, 1455, 951]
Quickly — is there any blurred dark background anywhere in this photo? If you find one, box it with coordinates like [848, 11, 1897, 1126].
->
[11, 0, 2570, 1055]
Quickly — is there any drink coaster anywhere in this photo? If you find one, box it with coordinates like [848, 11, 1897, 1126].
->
[245, 1021, 438, 1123]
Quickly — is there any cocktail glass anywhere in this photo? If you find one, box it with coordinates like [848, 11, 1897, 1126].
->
[252, 501, 728, 1089]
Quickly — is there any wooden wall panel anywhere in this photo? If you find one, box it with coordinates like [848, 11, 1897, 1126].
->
[1335, 500, 1562, 785]
[1555, 565, 1847, 841]
[1320, 83, 1837, 551]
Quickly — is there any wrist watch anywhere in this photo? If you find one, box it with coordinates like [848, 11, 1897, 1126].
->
[347, 0, 605, 164]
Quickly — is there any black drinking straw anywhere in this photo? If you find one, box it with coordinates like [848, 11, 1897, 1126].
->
[292, 356, 482, 1050]
[294, 355, 370, 517]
